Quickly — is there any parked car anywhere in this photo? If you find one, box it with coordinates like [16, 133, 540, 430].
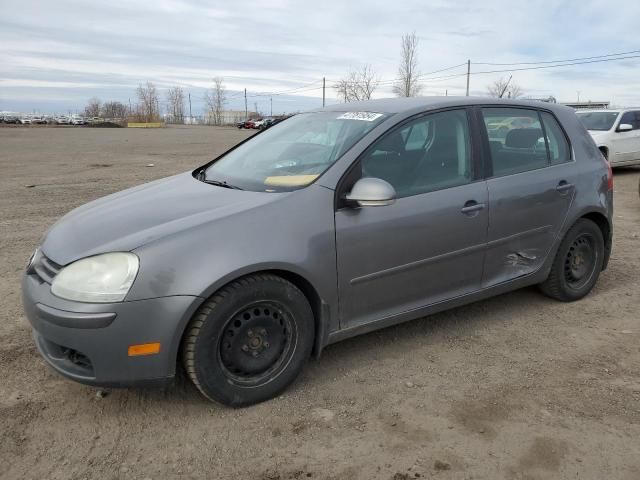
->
[3, 114, 20, 124]
[485, 115, 536, 139]
[55, 116, 71, 125]
[576, 109, 640, 166]
[22, 98, 613, 406]
[18, 116, 32, 124]
[237, 119, 256, 129]
[70, 115, 86, 125]
[31, 116, 46, 124]
[252, 119, 266, 129]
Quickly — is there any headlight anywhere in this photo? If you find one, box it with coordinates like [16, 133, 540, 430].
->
[51, 252, 139, 303]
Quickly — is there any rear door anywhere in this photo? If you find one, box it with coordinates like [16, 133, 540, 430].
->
[479, 107, 575, 287]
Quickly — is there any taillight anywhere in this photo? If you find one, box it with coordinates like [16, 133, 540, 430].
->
[604, 157, 613, 191]
[599, 150, 613, 190]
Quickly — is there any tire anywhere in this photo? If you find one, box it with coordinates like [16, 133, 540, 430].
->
[182, 274, 314, 406]
[539, 219, 604, 302]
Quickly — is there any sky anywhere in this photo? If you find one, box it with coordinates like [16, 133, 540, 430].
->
[1, 0, 639, 115]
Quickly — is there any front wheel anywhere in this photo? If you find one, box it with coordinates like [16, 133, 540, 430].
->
[182, 274, 314, 406]
[539, 219, 604, 301]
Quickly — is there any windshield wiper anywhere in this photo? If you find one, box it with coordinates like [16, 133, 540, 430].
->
[198, 171, 243, 190]
[204, 179, 243, 190]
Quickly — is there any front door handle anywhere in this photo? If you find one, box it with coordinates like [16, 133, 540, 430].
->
[556, 180, 574, 194]
[461, 200, 486, 215]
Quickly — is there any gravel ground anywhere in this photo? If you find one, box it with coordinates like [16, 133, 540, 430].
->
[1, 125, 639, 480]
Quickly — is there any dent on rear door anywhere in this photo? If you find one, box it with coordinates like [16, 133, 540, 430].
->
[483, 166, 575, 287]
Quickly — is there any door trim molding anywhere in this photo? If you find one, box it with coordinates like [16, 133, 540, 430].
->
[350, 241, 486, 286]
[487, 224, 553, 248]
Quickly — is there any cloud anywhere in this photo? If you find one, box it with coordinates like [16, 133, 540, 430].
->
[1, 0, 640, 113]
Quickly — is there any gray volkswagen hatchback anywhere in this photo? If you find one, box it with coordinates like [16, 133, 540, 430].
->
[23, 97, 613, 406]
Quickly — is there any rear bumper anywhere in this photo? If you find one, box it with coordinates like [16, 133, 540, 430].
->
[22, 272, 200, 387]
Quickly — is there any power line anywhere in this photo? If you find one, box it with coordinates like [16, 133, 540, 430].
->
[474, 49, 640, 66]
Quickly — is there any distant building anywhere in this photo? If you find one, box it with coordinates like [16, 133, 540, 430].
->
[561, 101, 610, 110]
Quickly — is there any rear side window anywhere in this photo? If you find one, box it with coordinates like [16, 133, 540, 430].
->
[540, 112, 571, 165]
[482, 108, 547, 176]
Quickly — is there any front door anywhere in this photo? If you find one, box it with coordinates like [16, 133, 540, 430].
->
[479, 107, 576, 287]
[335, 109, 488, 329]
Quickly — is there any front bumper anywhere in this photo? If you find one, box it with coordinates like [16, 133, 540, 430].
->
[22, 271, 200, 388]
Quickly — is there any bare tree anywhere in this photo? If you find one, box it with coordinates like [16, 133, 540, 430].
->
[166, 87, 185, 123]
[204, 77, 227, 125]
[487, 76, 524, 99]
[135, 81, 160, 122]
[101, 101, 128, 119]
[84, 97, 102, 117]
[334, 65, 379, 102]
[392, 32, 423, 97]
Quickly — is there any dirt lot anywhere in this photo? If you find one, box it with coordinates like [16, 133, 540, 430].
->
[1, 125, 639, 480]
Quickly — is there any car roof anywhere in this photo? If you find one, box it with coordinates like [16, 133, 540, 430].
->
[317, 96, 575, 116]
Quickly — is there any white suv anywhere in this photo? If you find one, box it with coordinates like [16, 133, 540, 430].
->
[576, 109, 640, 166]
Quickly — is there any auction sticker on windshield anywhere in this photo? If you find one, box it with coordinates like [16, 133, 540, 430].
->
[337, 112, 384, 121]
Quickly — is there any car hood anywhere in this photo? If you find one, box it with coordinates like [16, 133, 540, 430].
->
[587, 130, 609, 141]
[42, 172, 283, 265]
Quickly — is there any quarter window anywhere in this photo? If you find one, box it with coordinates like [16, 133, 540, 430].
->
[360, 109, 472, 198]
[540, 112, 571, 165]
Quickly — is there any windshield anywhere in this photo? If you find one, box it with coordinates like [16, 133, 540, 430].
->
[204, 111, 388, 192]
[576, 111, 619, 131]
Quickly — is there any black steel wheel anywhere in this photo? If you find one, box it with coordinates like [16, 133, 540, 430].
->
[218, 301, 295, 385]
[540, 218, 604, 302]
[182, 274, 314, 406]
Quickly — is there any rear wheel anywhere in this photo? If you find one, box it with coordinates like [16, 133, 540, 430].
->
[539, 219, 604, 301]
[182, 274, 314, 406]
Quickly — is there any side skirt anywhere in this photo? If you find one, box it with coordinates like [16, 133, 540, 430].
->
[326, 269, 547, 346]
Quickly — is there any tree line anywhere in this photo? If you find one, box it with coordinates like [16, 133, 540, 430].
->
[83, 78, 228, 124]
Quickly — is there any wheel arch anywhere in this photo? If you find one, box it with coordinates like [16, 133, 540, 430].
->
[580, 211, 612, 270]
[175, 266, 330, 375]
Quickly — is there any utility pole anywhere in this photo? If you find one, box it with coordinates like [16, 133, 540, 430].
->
[465, 60, 470, 96]
[244, 88, 247, 119]
[188, 93, 192, 121]
[270, 97, 273, 116]
[322, 77, 326, 108]
[445, 89, 448, 96]
[577, 91, 581, 102]
[498, 75, 512, 98]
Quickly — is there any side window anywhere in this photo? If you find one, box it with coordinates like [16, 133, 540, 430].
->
[619, 112, 635, 129]
[634, 111, 640, 130]
[540, 112, 571, 164]
[361, 109, 472, 198]
[482, 108, 547, 176]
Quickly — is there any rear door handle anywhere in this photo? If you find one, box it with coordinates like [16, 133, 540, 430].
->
[556, 181, 574, 194]
[461, 201, 486, 214]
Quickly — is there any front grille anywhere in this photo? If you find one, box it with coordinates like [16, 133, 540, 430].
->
[31, 252, 62, 284]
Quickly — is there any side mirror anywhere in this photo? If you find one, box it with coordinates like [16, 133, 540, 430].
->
[345, 177, 396, 207]
[618, 123, 633, 132]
